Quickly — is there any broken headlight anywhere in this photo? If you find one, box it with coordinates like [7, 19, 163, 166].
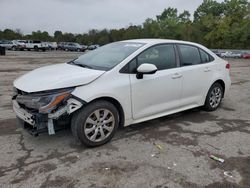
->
[16, 88, 74, 113]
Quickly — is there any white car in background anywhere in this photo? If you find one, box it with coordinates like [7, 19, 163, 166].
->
[25, 40, 47, 51]
[221, 51, 241, 58]
[44, 42, 58, 50]
[12, 40, 27, 51]
[0, 40, 15, 50]
[12, 39, 231, 147]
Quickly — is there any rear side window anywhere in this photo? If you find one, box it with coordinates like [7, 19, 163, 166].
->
[200, 49, 214, 63]
[178, 45, 201, 66]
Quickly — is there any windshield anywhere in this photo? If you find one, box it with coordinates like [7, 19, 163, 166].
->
[73, 42, 145, 71]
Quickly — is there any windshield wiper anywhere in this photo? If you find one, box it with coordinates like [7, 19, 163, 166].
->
[68, 60, 93, 69]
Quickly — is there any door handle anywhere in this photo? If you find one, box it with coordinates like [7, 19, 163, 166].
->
[204, 67, 211, 72]
[172, 73, 182, 79]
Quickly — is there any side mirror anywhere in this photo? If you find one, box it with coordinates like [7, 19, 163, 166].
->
[136, 63, 157, 79]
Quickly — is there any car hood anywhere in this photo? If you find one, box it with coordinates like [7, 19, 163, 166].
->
[14, 63, 105, 93]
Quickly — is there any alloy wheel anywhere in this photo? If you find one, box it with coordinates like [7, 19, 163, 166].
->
[84, 109, 115, 142]
[209, 87, 222, 108]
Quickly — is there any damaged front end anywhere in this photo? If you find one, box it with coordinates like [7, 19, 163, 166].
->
[12, 87, 84, 136]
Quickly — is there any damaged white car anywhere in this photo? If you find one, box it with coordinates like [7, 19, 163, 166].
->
[12, 39, 231, 147]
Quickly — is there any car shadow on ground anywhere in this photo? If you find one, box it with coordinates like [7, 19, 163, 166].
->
[69, 107, 219, 150]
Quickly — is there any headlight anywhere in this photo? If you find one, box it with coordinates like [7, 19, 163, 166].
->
[16, 88, 73, 113]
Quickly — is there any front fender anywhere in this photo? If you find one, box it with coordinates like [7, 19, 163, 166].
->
[71, 73, 132, 122]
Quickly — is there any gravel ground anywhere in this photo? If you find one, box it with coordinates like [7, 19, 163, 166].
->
[0, 51, 250, 188]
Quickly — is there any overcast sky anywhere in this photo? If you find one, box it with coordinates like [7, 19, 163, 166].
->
[0, 0, 222, 35]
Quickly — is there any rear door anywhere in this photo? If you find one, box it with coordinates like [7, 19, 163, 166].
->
[177, 44, 215, 107]
[129, 44, 183, 120]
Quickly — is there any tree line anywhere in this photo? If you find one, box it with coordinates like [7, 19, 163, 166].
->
[0, 0, 249, 49]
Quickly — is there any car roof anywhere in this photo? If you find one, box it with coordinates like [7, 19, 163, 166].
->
[121, 38, 202, 46]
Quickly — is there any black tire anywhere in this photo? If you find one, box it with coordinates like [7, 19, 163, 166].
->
[71, 100, 119, 147]
[12, 46, 16, 51]
[203, 82, 224, 111]
[34, 46, 39, 51]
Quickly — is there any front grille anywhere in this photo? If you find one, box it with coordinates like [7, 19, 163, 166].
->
[18, 103, 39, 113]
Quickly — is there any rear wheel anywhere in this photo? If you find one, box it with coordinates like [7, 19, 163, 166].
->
[71, 100, 119, 147]
[204, 83, 223, 111]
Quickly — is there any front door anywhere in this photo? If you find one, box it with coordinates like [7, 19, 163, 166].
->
[129, 44, 183, 120]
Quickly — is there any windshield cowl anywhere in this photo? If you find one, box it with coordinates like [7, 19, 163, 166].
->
[68, 61, 93, 69]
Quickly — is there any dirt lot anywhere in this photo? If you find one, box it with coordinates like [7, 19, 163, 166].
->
[0, 51, 250, 188]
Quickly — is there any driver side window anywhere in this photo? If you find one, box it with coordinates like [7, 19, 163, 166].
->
[129, 44, 176, 73]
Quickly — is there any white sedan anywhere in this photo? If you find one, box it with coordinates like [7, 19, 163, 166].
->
[12, 39, 231, 147]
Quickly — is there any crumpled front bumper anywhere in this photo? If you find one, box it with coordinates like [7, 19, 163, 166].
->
[13, 100, 35, 125]
[12, 97, 83, 136]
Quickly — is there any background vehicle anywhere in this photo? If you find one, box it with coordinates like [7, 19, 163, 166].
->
[211, 50, 221, 57]
[221, 51, 241, 58]
[0, 40, 15, 50]
[81, 45, 88, 51]
[12, 40, 26, 51]
[242, 53, 250, 59]
[25, 40, 46, 51]
[44, 42, 58, 50]
[58, 42, 67, 50]
[12, 39, 231, 147]
[62, 42, 85, 52]
[88, 44, 99, 50]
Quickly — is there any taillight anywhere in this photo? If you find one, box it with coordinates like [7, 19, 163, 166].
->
[226, 63, 230, 69]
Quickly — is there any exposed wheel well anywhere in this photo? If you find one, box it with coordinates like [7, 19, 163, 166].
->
[90, 97, 125, 127]
[213, 79, 225, 97]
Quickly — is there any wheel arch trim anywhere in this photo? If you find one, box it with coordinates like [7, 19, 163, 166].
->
[88, 96, 125, 127]
[202, 78, 226, 105]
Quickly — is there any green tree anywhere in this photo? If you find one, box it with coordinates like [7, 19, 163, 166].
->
[2, 29, 21, 40]
[1, 0, 249, 49]
[54, 30, 63, 42]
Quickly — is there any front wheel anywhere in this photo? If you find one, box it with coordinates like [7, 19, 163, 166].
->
[71, 100, 119, 147]
[203, 83, 223, 111]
